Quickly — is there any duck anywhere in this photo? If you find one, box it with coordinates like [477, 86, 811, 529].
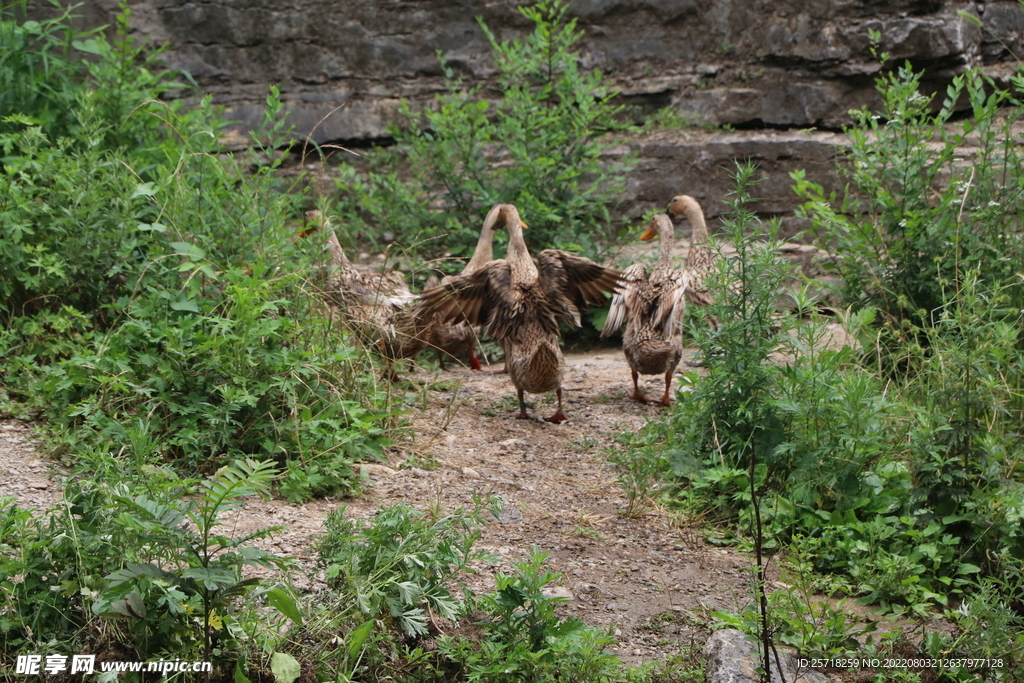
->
[668, 195, 714, 309]
[601, 214, 688, 406]
[313, 211, 429, 364]
[422, 204, 502, 371]
[421, 204, 622, 423]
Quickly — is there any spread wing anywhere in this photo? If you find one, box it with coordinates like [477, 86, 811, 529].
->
[601, 263, 647, 338]
[536, 249, 623, 328]
[419, 259, 513, 334]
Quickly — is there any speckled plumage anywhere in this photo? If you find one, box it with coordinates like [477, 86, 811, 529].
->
[421, 204, 622, 423]
[602, 214, 688, 406]
[314, 211, 429, 363]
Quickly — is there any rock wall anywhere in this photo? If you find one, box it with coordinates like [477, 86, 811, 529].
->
[28, 0, 1024, 233]
[32, 0, 1022, 141]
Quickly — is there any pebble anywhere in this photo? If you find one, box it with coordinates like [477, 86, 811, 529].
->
[496, 507, 522, 524]
[461, 467, 481, 479]
[542, 586, 574, 600]
[360, 464, 397, 479]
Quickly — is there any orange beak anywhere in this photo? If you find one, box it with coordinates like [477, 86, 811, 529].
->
[640, 227, 657, 241]
[520, 220, 528, 229]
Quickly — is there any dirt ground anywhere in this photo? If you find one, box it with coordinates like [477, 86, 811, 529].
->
[0, 233, 868, 666]
[1, 339, 817, 665]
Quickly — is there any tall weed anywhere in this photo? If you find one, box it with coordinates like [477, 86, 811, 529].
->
[332, 0, 635, 263]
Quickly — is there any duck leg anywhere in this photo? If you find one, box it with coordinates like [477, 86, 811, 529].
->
[545, 387, 568, 424]
[515, 388, 533, 420]
[436, 349, 447, 371]
[657, 370, 674, 408]
[468, 344, 482, 372]
[627, 369, 651, 403]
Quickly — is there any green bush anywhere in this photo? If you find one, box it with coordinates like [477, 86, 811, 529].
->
[638, 163, 792, 530]
[1, 0, 89, 140]
[316, 501, 493, 638]
[790, 55, 1024, 593]
[0, 0, 398, 498]
[438, 548, 620, 683]
[622, 158, 1018, 616]
[792, 64, 1024, 324]
[0, 457, 287, 675]
[332, 0, 635, 263]
[0, 0, 179, 153]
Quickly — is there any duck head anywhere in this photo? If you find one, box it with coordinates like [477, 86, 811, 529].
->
[640, 214, 674, 241]
[483, 203, 527, 232]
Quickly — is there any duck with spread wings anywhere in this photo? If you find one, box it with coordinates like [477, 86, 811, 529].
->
[422, 204, 622, 423]
[601, 214, 688, 406]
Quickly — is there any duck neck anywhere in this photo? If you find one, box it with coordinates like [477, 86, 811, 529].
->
[505, 220, 537, 276]
[656, 228, 675, 271]
[327, 232, 353, 268]
[465, 224, 495, 272]
[684, 203, 708, 246]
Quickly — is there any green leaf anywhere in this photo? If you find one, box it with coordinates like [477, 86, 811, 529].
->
[131, 182, 157, 198]
[169, 241, 207, 259]
[72, 38, 104, 55]
[270, 652, 301, 683]
[956, 10, 983, 27]
[234, 657, 252, 683]
[348, 619, 374, 660]
[265, 589, 303, 626]
[170, 296, 200, 313]
[136, 222, 167, 232]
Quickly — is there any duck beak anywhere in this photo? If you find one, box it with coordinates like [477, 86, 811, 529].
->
[640, 227, 657, 241]
[520, 220, 528, 230]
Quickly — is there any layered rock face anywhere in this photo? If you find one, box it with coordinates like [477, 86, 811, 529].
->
[32, 0, 1024, 234]
[40, 0, 1019, 142]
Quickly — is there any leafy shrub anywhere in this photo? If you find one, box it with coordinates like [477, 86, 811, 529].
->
[0, 1, 396, 497]
[790, 54, 1024, 592]
[1, 0, 90, 140]
[0, 0, 179, 153]
[316, 500, 494, 638]
[0, 456, 285, 674]
[931, 568, 1024, 682]
[712, 555, 876, 660]
[332, 0, 635, 263]
[624, 158, 1016, 617]
[792, 64, 1024, 325]
[438, 548, 620, 683]
[638, 163, 792, 529]
[309, 507, 625, 683]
